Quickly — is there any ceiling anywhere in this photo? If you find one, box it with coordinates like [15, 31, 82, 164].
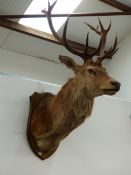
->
[0, 0, 131, 64]
[118, 0, 131, 7]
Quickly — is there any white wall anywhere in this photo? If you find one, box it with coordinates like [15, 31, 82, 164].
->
[0, 42, 131, 175]
[0, 74, 131, 175]
[106, 31, 131, 101]
[0, 47, 73, 86]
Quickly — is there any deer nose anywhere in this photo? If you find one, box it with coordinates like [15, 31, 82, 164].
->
[111, 81, 121, 91]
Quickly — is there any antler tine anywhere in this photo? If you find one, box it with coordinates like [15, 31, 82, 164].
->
[85, 18, 111, 57]
[42, 0, 63, 43]
[48, 0, 57, 12]
[84, 32, 89, 61]
[98, 18, 111, 34]
[96, 36, 118, 63]
[83, 19, 105, 62]
[106, 20, 111, 32]
[84, 32, 99, 62]
[104, 36, 118, 58]
[112, 35, 117, 51]
[84, 34, 103, 63]
[98, 18, 112, 57]
[106, 36, 118, 57]
[84, 22, 100, 35]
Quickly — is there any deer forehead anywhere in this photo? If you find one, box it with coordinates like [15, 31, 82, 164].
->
[83, 64, 106, 73]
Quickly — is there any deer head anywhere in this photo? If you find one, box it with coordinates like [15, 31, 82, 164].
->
[42, 0, 120, 98]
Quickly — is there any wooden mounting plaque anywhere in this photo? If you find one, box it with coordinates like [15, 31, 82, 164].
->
[26, 92, 59, 160]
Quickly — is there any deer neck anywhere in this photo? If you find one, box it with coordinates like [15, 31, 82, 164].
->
[55, 77, 94, 118]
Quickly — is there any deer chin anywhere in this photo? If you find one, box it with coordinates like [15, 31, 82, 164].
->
[102, 89, 118, 95]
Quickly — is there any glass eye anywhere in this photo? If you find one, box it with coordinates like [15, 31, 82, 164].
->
[88, 68, 96, 76]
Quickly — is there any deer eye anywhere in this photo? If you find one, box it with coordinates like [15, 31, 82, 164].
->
[88, 68, 96, 76]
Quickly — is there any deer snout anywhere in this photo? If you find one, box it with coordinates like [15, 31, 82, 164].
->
[110, 80, 121, 91]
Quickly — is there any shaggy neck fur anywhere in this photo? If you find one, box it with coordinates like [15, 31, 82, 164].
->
[52, 77, 94, 131]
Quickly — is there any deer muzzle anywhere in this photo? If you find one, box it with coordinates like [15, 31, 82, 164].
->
[102, 80, 121, 95]
[110, 80, 121, 91]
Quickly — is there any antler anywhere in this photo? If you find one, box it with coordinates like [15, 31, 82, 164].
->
[42, 1, 83, 58]
[84, 18, 118, 64]
[42, 0, 118, 64]
[42, 0, 102, 63]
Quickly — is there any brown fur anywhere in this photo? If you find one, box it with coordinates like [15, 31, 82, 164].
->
[27, 58, 120, 160]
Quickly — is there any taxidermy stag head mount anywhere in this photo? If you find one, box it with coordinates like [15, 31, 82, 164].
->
[27, 0, 121, 160]
[42, 0, 120, 97]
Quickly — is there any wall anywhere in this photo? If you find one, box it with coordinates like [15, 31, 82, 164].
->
[0, 44, 131, 174]
[106, 31, 131, 101]
[0, 47, 73, 86]
[0, 74, 131, 175]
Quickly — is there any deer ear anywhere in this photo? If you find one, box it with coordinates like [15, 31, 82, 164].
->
[59, 55, 81, 73]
